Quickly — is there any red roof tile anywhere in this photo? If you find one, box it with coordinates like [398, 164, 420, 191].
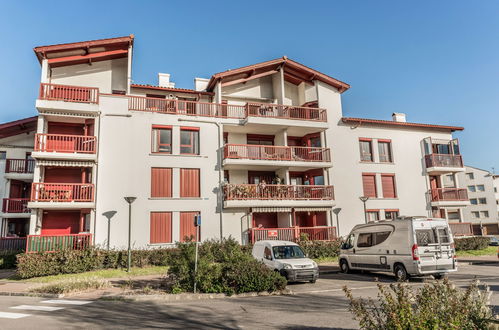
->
[0, 116, 38, 139]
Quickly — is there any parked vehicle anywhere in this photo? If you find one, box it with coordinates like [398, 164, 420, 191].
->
[488, 237, 499, 246]
[339, 217, 457, 281]
[252, 240, 319, 283]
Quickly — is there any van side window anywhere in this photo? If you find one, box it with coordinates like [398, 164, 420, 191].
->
[357, 233, 373, 247]
[373, 231, 391, 245]
[264, 247, 272, 260]
[437, 228, 450, 243]
[344, 234, 355, 249]
[416, 229, 437, 246]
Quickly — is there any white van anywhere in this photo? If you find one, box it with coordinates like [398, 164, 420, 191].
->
[339, 217, 457, 281]
[252, 240, 319, 283]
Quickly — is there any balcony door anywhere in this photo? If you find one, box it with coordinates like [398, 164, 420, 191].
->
[248, 171, 275, 184]
[9, 180, 29, 198]
[41, 210, 80, 235]
[253, 213, 278, 228]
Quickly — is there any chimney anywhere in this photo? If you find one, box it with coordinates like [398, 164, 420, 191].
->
[194, 78, 209, 91]
[392, 113, 406, 123]
[158, 73, 175, 88]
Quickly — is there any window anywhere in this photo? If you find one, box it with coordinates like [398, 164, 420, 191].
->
[378, 140, 392, 163]
[481, 211, 489, 218]
[359, 139, 373, 162]
[442, 174, 455, 188]
[468, 185, 476, 192]
[381, 174, 397, 198]
[264, 247, 272, 260]
[373, 231, 391, 245]
[273, 245, 306, 259]
[479, 198, 486, 204]
[477, 185, 485, 192]
[362, 174, 377, 198]
[437, 228, 450, 243]
[466, 173, 474, 180]
[151, 168, 172, 198]
[180, 168, 200, 197]
[0, 151, 6, 160]
[416, 229, 437, 246]
[152, 126, 172, 153]
[357, 233, 373, 247]
[150, 212, 172, 244]
[447, 211, 460, 220]
[470, 199, 478, 205]
[180, 212, 200, 242]
[367, 210, 379, 222]
[384, 209, 399, 220]
[471, 211, 480, 218]
[180, 127, 200, 155]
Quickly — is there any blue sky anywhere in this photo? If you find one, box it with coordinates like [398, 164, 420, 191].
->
[0, 1, 497, 171]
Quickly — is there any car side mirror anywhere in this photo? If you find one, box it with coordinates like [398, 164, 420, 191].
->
[341, 243, 351, 250]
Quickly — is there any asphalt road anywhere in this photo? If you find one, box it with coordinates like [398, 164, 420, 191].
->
[0, 263, 497, 330]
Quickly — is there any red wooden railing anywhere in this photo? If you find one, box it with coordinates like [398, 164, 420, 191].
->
[31, 183, 94, 202]
[247, 102, 327, 122]
[34, 134, 97, 154]
[26, 234, 92, 253]
[0, 237, 27, 251]
[224, 184, 334, 200]
[224, 144, 331, 162]
[5, 159, 35, 173]
[429, 188, 468, 202]
[449, 222, 473, 236]
[39, 83, 99, 104]
[425, 154, 463, 168]
[2, 198, 30, 213]
[250, 226, 336, 242]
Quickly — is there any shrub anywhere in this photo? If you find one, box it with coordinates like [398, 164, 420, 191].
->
[343, 279, 495, 329]
[0, 251, 21, 269]
[30, 277, 109, 294]
[298, 239, 343, 259]
[454, 237, 489, 251]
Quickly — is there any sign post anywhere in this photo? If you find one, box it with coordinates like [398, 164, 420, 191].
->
[193, 214, 201, 293]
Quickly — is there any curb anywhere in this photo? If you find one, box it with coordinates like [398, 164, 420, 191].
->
[458, 260, 499, 266]
[0, 291, 63, 298]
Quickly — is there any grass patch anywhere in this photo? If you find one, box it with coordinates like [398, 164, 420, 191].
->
[456, 246, 497, 257]
[30, 277, 109, 294]
[8, 266, 168, 283]
[314, 256, 338, 264]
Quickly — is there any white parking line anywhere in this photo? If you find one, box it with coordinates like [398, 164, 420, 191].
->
[10, 305, 64, 311]
[41, 299, 93, 305]
[0, 311, 31, 319]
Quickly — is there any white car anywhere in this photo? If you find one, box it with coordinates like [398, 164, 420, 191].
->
[339, 217, 457, 281]
[252, 240, 319, 283]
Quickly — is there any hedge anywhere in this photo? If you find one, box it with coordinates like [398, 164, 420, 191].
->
[454, 237, 489, 251]
[297, 240, 342, 259]
[0, 251, 20, 269]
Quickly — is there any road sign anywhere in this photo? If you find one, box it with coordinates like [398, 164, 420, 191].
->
[194, 215, 201, 227]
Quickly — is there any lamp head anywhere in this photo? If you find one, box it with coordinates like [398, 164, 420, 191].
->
[333, 208, 342, 215]
[359, 196, 370, 202]
[124, 197, 137, 204]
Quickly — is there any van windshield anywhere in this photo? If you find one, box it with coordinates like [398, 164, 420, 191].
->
[416, 229, 437, 246]
[272, 246, 306, 259]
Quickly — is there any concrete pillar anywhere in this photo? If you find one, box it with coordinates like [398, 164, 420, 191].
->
[375, 174, 383, 198]
[172, 168, 180, 198]
[215, 81, 222, 104]
[278, 67, 285, 104]
[40, 59, 49, 83]
[127, 45, 133, 95]
[458, 208, 464, 223]
[172, 212, 180, 242]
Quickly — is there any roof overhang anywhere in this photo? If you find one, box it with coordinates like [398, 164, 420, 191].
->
[34, 35, 134, 68]
[131, 84, 214, 96]
[0, 116, 38, 139]
[206, 56, 350, 93]
[341, 117, 464, 132]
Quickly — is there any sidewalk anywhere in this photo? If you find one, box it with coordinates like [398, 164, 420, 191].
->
[457, 254, 498, 265]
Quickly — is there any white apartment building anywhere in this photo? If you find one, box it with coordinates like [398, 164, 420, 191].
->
[457, 166, 499, 235]
[0, 35, 471, 250]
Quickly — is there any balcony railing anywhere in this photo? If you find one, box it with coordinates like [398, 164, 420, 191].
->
[2, 198, 30, 213]
[5, 159, 35, 173]
[39, 83, 99, 104]
[26, 234, 92, 253]
[429, 188, 468, 202]
[31, 183, 94, 202]
[0, 237, 27, 251]
[449, 222, 473, 237]
[425, 154, 463, 168]
[224, 144, 331, 162]
[250, 226, 336, 242]
[128, 96, 327, 122]
[34, 134, 97, 154]
[224, 184, 334, 200]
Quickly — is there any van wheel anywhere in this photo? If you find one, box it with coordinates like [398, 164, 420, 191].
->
[433, 273, 446, 280]
[340, 259, 350, 274]
[394, 264, 408, 281]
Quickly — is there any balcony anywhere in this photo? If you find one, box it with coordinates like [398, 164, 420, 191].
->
[425, 154, 464, 173]
[223, 144, 331, 169]
[250, 226, 337, 243]
[29, 183, 95, 209]
[2, 198, 30, 216]
[36, 83, 99, 112]
[0, 237, 27, 251]
[32, 134, 97, 161]
[224, 184, 335, 208]
[4, 159, 35, 180]
[429, 188, 470, 207]
[26, 234, 92, 253]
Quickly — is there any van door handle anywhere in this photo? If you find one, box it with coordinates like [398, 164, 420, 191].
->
[353, 248, 356, 254]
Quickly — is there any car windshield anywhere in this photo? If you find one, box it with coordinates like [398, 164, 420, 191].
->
[272, 245, 306, 259]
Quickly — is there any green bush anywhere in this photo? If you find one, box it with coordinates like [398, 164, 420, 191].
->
[16, 248, 174, 279]
[0, 251, 20, 269]
[454, 237, 489, 251]
[298, 239, 343, 259]
[344, 279, 495, 329]
[30, 277, 110, 294]
[167, 238, 286, 294]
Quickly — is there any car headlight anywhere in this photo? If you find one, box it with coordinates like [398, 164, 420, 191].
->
[312, 261, 318, 268]
[283, 263, 292, 269]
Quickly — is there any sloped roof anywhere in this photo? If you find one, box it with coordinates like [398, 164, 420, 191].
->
[0, 116, 38, 139]
[341, 117, 464, 132]
[131, 84, 214, 96]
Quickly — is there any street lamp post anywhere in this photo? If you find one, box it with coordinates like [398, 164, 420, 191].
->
[124, 197, 137, 272]
[332, 208, 342, 237]
[359, 196, 369, 224]
[102, 211, 117, 250]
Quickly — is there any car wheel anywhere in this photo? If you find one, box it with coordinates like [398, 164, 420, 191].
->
[309, 279, 317, 284]
[394, 264, 408, 281]
[340, 259, 350, 274]
[433, 273, 446, 280]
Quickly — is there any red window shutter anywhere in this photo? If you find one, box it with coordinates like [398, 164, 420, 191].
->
[180, 169, 200, 197]
[151, 168, 172, 197]
[150, 212, 172, 243]
[381, 174, 396, 198]
[180, 211, 199, 242]
[362, 174, 377, 198]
